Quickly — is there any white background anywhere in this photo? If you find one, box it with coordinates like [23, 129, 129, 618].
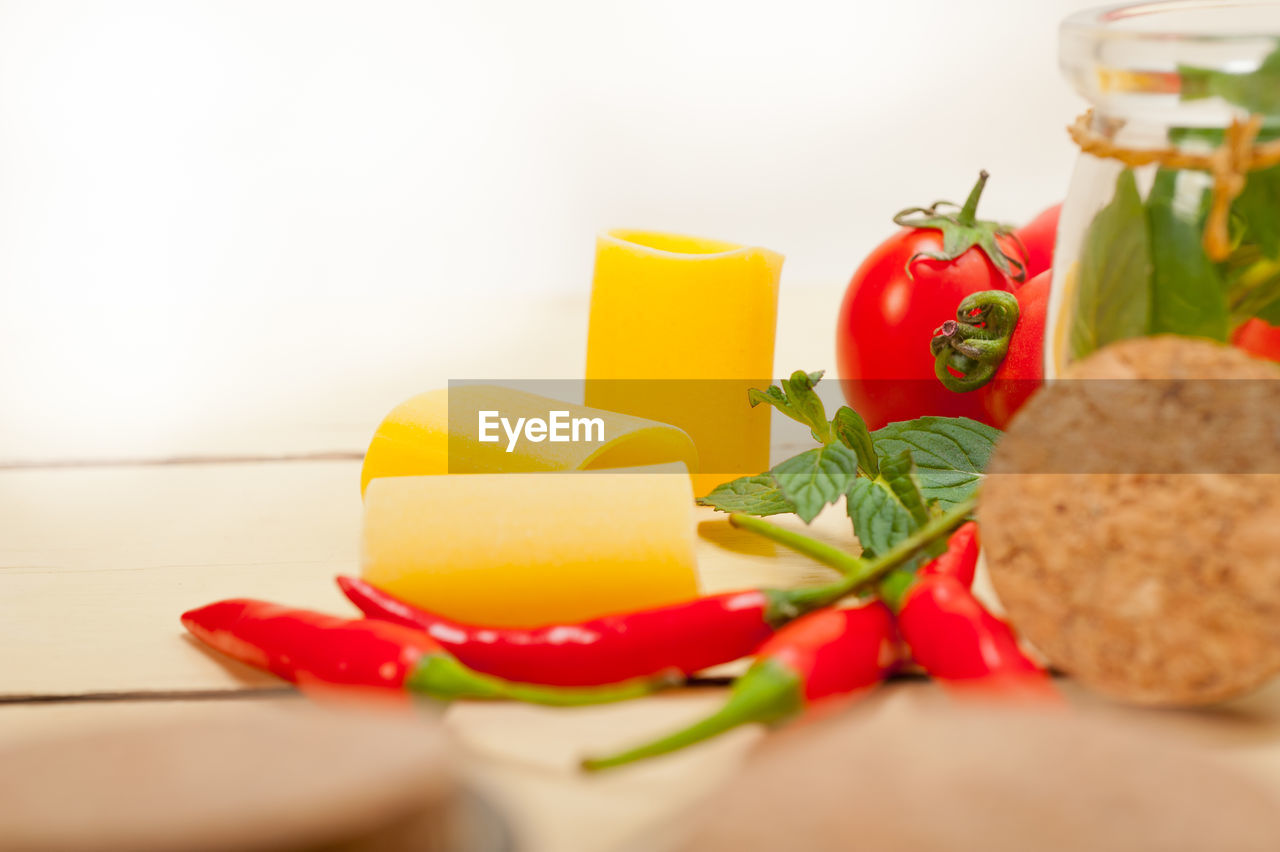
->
[0, 0, 1097, 460]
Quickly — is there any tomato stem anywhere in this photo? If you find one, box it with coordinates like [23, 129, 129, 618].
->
[891, 172, 1027, 282]
[956, 170, 990, 227]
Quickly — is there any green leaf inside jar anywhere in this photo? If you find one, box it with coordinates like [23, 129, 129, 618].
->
[1146, 167, 1229, 341]
[1071, 168, 1153, 361]
[1180, 42, 1280, 117]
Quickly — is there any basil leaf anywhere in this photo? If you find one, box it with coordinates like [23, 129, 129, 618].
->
[1254, 292, 1280, 326]
[1071, 168, 1153, 361]
[1180, 43, 1280, 115]
[748, 370, 833, 445]
[1234, 162, 1280, 261]
[1169, 126, 1280, 327]
[1170, 125, 1280, 262]
[1146, 167, 1229, 341]
[1224, 251, 1280, 326]
[871, 416, 1000, 509]
[770, 444, 858, 524]
[846, 477, 917, 559]
[831, 406, 879, 477]
[698, 473, 793, 516]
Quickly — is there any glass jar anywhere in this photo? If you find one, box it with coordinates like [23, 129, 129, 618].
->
[1048, 0, 1280, 377]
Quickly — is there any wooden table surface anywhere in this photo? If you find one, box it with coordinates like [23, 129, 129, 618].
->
[0, 455, 863, 852]
[5, 289, 1280, 851]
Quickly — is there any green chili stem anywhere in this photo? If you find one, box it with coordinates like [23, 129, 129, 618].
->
[407, 654, 672, 706]
[582, 659, 802, 771]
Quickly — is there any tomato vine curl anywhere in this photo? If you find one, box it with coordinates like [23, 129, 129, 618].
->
[930, 290, 1021, 392]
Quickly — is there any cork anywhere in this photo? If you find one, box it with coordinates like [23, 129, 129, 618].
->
[980, 336, 1280, 705]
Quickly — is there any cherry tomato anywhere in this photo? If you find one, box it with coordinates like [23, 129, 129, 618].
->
[1232, 318, 1280, 362]
[836, 172, 1026, 429]
[1015, 203, 1061, 280]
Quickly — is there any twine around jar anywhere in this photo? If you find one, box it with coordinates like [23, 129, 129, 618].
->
[1068, 109, 1280, 260]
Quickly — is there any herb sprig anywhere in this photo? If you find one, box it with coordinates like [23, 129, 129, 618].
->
[699, 371, 1000, 558]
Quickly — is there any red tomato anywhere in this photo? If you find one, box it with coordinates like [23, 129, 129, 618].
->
[1232, 318, 1280, 362]
[980, 270, 1049, 428]
[1015, 203, 1061, 280]
[836, 173, 1026, 429]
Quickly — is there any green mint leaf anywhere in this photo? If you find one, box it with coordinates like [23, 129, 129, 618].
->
[877, 450, 930, 527]
[1071, 168, 1152, 361]
[831, 406, 879, 477]
[872, 416, 1000, 510]
[748, 385, 789, 409]
[748, 370, 833, 445]
[770, 444, 858, 524]
[697, 474, 793, 516]
[1146, 167, 1229, 341]
[846, 477, 917, 559]
[845, 451, 936, 559]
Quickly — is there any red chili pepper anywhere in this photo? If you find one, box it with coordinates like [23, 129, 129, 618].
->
[725, 511, 1052, 699]
[581, 602, 898, 771]
[181, 599, 669, 705]
[916, 520, 979, 587]
[892, 574, 1055, 699]
[338, 575, 845, 687]
[338, 506, 968, 691]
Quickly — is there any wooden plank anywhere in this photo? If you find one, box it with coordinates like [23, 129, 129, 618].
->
[0, 460, 852, 698]
[0, 462, 362, 696]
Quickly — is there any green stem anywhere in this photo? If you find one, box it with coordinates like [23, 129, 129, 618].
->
[732, 496, 976, 609]
[729, 513, 863, 574]
[1229, 256, 1280, 320]
[957, 170, 990, 226]
[406, 654, 673, 706]
[582, 659, 802, 771]
[581, 498, 976, 772]
[889, 172, 1023, 281]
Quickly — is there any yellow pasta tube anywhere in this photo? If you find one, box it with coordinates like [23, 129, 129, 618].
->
[360, 386, 699, 494]
[585, 230, 783, 495]
[361, 470, 699, 626]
